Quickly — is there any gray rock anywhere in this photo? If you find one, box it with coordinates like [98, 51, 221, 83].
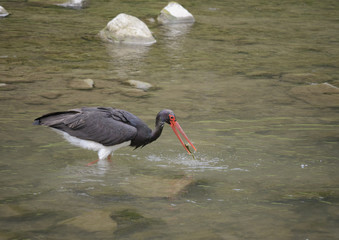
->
[0, 6, 10, 17]
[157, 2, 195, 24]
[99, 13, 156, 45]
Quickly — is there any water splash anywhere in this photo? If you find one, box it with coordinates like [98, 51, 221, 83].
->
[146, 153, 229, 172]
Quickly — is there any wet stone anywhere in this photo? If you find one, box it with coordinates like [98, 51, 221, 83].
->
[126, 80, 152, 91]
[68, 78, 94, 90]
[290, 83, 339, 107]
[59, 210, 118, 232]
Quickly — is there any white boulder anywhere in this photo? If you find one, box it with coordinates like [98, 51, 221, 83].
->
[157, 2, 195, 24]
[0, 6, 10, 17]
[99, 13, 156, 45]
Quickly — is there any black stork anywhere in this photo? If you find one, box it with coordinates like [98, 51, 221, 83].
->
[34, 107, 196, 165]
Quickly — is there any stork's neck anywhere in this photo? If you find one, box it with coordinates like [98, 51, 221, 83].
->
[149, 120, 165, 143]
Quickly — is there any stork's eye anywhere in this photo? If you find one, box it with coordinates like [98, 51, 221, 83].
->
[169, 114, 175, 121]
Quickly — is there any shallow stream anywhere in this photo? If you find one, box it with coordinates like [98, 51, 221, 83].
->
[0, 0, 338, 239]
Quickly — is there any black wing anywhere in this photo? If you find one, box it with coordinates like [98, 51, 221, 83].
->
[34, 107, 138, 146]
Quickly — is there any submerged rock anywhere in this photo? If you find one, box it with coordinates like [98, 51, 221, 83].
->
[105, 43, 150, 65]
[0, 6, 10, 17]
[332, 80, 339, 88]
[68, 78, 94, 90]
[57, 0, 88, 9]
[121, 174, 193, 198]
[290, 83, 339, 107]
[121, 88, 150, 98]
[281, 73, 331, 84]
[157, 2, 195, 24]
[39, 91, 62, 99]
[59, 210, 117, 232]
[99, 13, 156, 45]
[126, 80, 152, 91]
[0, 204, 26, 217]
[110, 208, 163, 233]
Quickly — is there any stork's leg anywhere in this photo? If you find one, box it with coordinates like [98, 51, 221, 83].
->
[86, 159, 99, 166]
[87, 154, 112, 166]
[86, 149, 111, 166]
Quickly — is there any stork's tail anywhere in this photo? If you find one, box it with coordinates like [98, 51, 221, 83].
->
[33, 119, 41, 125]
[33, 110, 80, 127]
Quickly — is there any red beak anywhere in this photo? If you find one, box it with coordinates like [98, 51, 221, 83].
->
[169, 115, 197, 155]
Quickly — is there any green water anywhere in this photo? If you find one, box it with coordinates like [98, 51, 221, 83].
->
[0, 0, 339, 239]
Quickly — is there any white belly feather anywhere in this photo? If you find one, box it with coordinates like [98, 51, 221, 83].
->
[53, 129, 131, 160]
